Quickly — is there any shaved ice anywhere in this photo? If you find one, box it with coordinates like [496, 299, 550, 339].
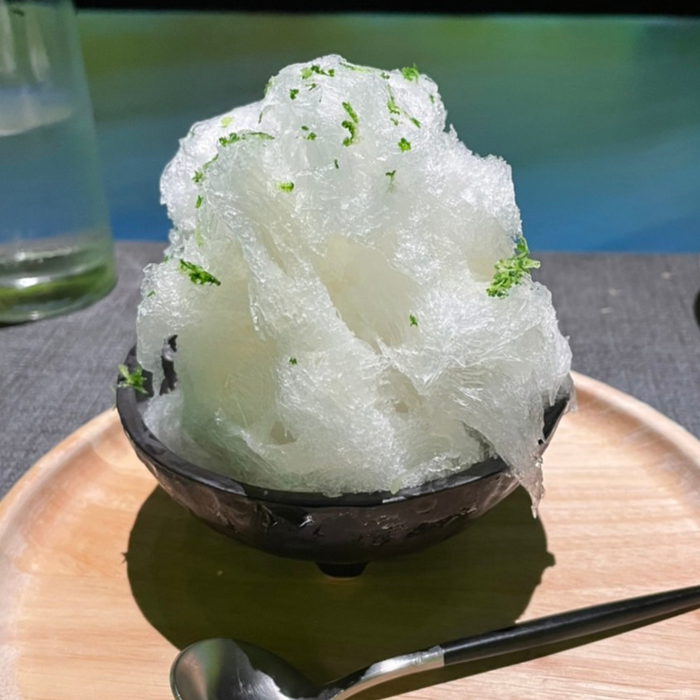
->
[136, 55, 572, 504]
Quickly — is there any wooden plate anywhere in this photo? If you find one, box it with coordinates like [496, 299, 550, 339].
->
[1, 373, 699, 700]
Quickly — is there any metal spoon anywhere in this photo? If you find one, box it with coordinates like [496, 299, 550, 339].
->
[171, 584, 700, 700]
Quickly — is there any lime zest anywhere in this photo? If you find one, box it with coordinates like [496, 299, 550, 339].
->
[302, 64, 335, 79]
[401, 64, 419, 81]
[487, 237, 540, 298]
[178, 259, 221, 286]
[117, 364, 148, 394]
[342, 102, 359, 124]
[219, 131, 274, 147]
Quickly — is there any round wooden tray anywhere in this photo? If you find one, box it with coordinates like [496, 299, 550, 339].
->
[1, 373, 699, 700]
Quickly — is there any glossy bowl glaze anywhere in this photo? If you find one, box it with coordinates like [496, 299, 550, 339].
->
[117, 346, 570, 575]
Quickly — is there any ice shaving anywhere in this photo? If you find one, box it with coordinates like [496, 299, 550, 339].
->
[134, 55, 572, 505]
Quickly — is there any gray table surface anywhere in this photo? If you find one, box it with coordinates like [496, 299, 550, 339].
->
[1, 244, 699, 499]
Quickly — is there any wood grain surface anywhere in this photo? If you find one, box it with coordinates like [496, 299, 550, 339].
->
[0, 372, 699, 700]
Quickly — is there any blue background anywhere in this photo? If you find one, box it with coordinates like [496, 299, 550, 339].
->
[78, 13, 700, 251]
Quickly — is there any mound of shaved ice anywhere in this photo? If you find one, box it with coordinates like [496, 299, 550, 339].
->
[136, 55, 572, 504]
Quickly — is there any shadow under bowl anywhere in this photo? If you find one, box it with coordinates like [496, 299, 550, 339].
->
[117, 346, 570, 576]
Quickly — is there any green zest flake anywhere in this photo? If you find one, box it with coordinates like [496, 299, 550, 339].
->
[401, 64, 420, 82]
[147, 290, 156, 298]
[308, 82, 318, 90]
[117, 364, 148, 394]
[342, 121, 357, 147]
[278, 182, 294, 192]
[219, 132, 241, 146]
[381, 71, 391, 79]
[179, 259, 221, 286]
[385, 170, 396, 185]
[219, 131, 274, 147]
[192, 170, 203, 184]
[195, 195, 203, 209]
[334, 158, 339, 169]
[300, 124, 317, 140]
[264, 77, 274, 95]
[429, 94, 435, 104]
[487, 237, 541, 299]
[302, 64, 334, 79]
[203, 153, 219, 169]
[290, 88, 299, 100]
[221, 116, 233, 127]
[289, 357, 298, 365]
[341, 102, 359, 147]
[387, 95, 420, 128]
[398, 138, 411, 152]
[409, 314, 418, 327]
[342, 101, 359, 124]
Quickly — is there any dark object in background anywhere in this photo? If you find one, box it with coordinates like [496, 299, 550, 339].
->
[73, 0, 699, 17]
[117, 344, 570, 577]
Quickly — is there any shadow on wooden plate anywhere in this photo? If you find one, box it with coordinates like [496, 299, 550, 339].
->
[126, 484, 554, 690]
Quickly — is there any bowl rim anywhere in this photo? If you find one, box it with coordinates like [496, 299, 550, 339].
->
[116, 345, 570, 508]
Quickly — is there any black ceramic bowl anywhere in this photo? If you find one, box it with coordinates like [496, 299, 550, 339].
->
[117, 346, 570, 576]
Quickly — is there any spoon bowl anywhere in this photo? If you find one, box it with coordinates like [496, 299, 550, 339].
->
[171, 639, 325, 700]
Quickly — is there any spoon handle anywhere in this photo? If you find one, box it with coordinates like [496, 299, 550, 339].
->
[441, 584, 700, 666]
